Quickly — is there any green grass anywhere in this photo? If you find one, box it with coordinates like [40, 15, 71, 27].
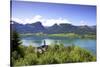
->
[11, 44, 96, 66]
[48, 33, 80, 38]
[20, 33, 96, 39]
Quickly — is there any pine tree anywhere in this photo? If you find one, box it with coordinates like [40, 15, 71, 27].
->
[11, 30, 21, 52]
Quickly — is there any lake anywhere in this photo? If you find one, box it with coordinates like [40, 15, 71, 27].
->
[20, 35, 96, 55]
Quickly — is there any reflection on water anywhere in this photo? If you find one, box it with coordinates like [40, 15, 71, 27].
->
[20, 35, 96, 55]
[21, 39, 62, 47]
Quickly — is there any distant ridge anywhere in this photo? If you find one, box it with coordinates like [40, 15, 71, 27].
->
[10, 20, 96, 35]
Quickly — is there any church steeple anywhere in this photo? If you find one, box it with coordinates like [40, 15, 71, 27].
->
[44, 40, 46, 46]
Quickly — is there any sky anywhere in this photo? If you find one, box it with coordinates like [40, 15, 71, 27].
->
[11, 1, 96, 26]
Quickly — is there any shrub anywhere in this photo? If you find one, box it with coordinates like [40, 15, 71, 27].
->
[15, 53, 38, 66]
[25, 45, 35, 54]
[69, 46, 96, 62]
[12, 44, 96, 66]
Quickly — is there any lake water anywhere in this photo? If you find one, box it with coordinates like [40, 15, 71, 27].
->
[20, 35, 96, 55]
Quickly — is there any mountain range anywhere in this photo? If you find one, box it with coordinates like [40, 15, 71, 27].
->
[10, 21, 96, 35]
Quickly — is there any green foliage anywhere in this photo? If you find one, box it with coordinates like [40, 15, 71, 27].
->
[13, 45, 38, 66]
[18, 45, 26, 57]
[25, 45, 35, 54]
[11, 31, 21, 51]
[11, 31, 23, 66]
[11, 44, 96, 66]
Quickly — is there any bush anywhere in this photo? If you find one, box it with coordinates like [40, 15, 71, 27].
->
[25, 45, 35, 54]
[69, 46, 96, 62]
[12, 44, 96, 66]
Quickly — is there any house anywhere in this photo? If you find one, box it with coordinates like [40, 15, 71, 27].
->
[35, 40, 48, 53]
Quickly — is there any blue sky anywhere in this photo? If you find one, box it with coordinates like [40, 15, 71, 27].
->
[11, 1, 96, 26]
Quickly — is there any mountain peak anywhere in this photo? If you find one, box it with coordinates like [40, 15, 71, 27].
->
[11, 20, 96, 34]
[60, 23, 72, 26]
[10, 20, 18, 24]
[31, 21, 42, 25]
[53, 23, 58, 26]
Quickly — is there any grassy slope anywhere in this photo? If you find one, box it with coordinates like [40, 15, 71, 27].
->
[11, 44, 96, 66]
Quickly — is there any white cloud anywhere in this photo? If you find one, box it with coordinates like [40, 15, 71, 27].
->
[80, 20, 88, 26]
[12, 15, 71, 26]
[33, 15, 42, 20]
[44, 18, 71, 26]
[11, 18, 24, 24]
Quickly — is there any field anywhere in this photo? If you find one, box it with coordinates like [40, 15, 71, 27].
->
[20, 33, 96, 39]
